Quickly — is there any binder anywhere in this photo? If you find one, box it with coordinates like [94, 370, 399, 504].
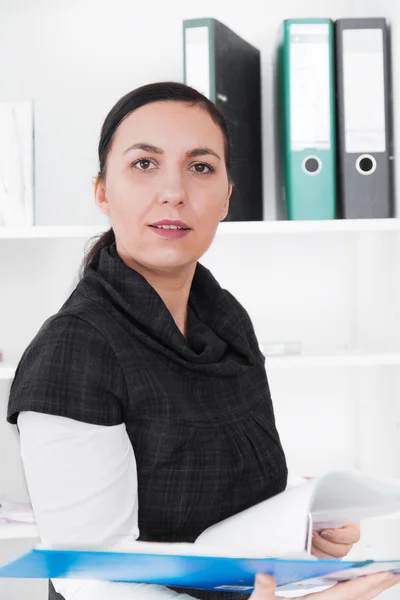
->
[0, 547, 382, 592]
[183, 18, 263, 221]
[335, 18, 394, 218]
[3, 470, 400, 592]
[278, 19, 337, 220]
[2, 548, 400, 594]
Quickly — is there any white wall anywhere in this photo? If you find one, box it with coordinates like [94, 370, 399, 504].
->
[0, 0, 386, 226]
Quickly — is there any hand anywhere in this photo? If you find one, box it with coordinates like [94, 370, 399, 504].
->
[311, 523, 361, 559]
[249, 571, 400, 599]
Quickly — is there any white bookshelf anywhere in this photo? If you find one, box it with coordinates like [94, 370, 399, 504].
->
[2, 218, 400, 472]
[2, 217, 400, 600]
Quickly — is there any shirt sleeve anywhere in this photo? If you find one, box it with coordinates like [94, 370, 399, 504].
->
[7, 315, 125, 426]
[17, 411, 196, 600]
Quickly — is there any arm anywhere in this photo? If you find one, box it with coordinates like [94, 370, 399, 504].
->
[18, 411, 196, 600]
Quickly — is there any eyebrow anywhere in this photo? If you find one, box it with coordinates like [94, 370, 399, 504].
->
[123, 143, 221, 161]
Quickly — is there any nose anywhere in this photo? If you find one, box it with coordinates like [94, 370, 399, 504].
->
[156, 170, 188, 207]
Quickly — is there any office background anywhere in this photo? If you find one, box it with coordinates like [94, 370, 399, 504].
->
[1, 0, 399, 225]
[2, 1, 400, 599]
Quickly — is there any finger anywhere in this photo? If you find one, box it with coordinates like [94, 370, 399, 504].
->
[318, 523, 361, 545]
[357, 573, 400, 600]
[304, 572, 400, 600]
[250, 573, 277, 599]
[312, 532, 352, 558]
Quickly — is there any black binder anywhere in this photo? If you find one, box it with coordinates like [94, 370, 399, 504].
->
[183, 18, 263, 221]
[335, 18, 394, 218]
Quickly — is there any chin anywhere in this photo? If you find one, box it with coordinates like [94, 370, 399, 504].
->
[145, 251, 198, 272]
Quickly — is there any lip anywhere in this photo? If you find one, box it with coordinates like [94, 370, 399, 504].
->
[150, 219, 191, 229]
[149, 227, 191, 240]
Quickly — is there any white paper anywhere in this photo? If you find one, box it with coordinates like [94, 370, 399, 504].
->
[343, 29, 386, 153]
[310, 471, 400, 529]
[37, 471, 400, 561]
[289, 23, 331, 151]
[321, 560, 400, 581]
[195, 470, 400, 556]
[185, 26, 210, 100]
[195, 481, 314, 556]
[0, 501, 35, 524]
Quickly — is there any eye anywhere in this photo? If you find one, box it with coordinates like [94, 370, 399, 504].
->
[131, 157, 157, 171]
[191, 162, 215, 174]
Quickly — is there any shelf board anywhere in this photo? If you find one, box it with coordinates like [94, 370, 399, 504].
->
[217, 218, 400, 235]
[0, 225, 108, 240]
[0, 366, 16, 380]
[264, 352, 400, 368]
[1, 218, 400, 239]
[0, 522, 38, 540]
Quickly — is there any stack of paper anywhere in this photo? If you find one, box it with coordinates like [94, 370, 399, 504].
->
[0, 501, 35, 525]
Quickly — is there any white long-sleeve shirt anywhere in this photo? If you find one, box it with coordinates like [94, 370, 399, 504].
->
[17, 411, 196, 600]
[17, 411, 312, 600]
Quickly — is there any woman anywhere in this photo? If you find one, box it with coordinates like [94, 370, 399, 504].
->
[7, 82, 399, 600]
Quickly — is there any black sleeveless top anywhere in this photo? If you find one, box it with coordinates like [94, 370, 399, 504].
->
[7, 242, 288, 600]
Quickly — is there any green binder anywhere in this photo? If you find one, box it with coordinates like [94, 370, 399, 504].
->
[277, 19, 337, 220]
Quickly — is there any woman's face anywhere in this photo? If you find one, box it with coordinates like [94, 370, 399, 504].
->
[95, 100, 232, 272]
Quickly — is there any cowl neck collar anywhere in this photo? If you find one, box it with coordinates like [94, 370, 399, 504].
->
[77, 242, 257, 375]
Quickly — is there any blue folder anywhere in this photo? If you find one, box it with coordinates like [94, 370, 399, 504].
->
[1, 547, 400, 592]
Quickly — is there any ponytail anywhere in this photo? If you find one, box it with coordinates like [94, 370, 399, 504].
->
[79, 227, 115, 279]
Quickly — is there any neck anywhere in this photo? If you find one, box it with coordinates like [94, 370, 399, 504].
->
[115, 244, 196, 339]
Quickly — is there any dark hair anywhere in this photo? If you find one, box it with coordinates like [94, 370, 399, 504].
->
[81, 81, 233, 276]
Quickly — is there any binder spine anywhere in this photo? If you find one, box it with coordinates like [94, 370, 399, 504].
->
[282, 19, 336, 220]
[385, 21, 395, 212]
[335, 18, 394, 218]
[335, 20, 345, 218]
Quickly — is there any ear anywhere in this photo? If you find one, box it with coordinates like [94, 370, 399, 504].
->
[94, 175, 110, 217]
[220, 182, 233, 222]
